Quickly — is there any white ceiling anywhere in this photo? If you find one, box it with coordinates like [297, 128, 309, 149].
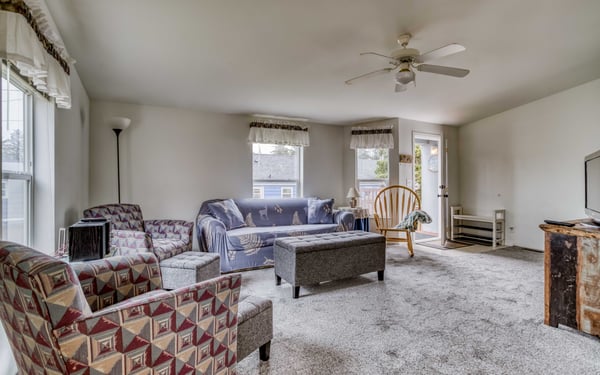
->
[46, 0, 600, 125]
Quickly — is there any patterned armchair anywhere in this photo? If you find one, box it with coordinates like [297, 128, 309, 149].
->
[84, 203, 193, 261]
[0, 241, 240, 374]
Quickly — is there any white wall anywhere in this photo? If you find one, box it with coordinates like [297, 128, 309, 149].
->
[458, 78, 600, 250]
[89, 101, 346, 248]
[54, 70, 90, 247]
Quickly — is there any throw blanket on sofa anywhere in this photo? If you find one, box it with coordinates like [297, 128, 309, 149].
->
[394, 210, 432, 231]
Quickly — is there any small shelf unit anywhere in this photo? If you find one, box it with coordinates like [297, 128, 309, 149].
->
[450, 206, 505, 248]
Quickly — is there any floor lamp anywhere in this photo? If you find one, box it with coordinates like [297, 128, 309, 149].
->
[110, 117, 131, 203]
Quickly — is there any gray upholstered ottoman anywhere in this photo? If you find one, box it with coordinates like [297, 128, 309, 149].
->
[237, 294, 273, 362]
[274, 231, 386, 298]
[159, 251, 220, 290]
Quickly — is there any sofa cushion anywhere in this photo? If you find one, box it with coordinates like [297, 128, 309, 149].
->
[226, 224, 340, 252]
[208, 199, 246, 230]
[235, 198, 309, 227]
[307, 198, 334, 224]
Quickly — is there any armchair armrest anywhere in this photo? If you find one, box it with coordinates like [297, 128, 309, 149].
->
[197, 214, 228, 255]
[70, 253, 163, 312]
[333, 210, 355, 231]
[54, 274, 242, 373]
[111, 229, 153, 255]
[144, 219, 193, 244]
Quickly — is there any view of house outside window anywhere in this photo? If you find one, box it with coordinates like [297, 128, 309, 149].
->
[356, 148, 389, 213]
[252, 143, 302, 198]
[2, 68, 33, 245]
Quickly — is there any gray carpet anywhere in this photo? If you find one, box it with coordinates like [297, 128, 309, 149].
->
[236, 244, 600, 374]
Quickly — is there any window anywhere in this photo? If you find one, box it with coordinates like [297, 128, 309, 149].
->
[252, 187, 264, 199]
[2, 65, 33, 245]
[356, 148, 389, 213]
[252, 143, 302, 198]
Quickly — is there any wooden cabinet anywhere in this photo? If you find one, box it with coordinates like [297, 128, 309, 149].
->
[540, 221, 600, 337]
[450, 206, 505, 248]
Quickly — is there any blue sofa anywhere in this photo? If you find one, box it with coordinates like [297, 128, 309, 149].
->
[197, 198, 355, 272]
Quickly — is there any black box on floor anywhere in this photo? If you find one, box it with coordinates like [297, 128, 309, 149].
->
[68, 218, 110, 262]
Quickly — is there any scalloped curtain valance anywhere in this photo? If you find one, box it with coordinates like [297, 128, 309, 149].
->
[248, 121, 310, 147]
[350, 124, 394, 149]
[0, 0, 72, 108]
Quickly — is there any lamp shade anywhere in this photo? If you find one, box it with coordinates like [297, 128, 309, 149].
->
[346, 187, 360, 199]
[109, 117, 131, 130]
[396, 69, 415, 85]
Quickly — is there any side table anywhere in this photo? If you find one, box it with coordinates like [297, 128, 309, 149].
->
[338, 206, 370, 231]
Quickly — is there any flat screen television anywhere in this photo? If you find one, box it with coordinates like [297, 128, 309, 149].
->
[585, 149, 600, 225]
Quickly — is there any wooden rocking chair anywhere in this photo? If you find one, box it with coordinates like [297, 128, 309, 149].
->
[373, 185, 421, 256]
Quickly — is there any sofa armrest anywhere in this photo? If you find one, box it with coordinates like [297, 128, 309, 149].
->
[70, 253, 163, 312]
[54, 274, 242, 373]
[334, 210, 355, 231]
[197, 214, 228, 253]
[111, 229, 153, 255]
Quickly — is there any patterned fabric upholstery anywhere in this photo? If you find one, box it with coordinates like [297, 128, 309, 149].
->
[0, 241, 91, 374]
[84, 204, 193, 260]
[0, 241, 241, 374]
[197, 198, 355, 272]
[70, 253, 162, 312]
[112, 229, 153, 255]
[84, 203, 145, 231]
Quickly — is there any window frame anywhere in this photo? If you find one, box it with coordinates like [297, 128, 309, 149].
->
[2, 63, 34, 245]
[280, 186, 293, 198]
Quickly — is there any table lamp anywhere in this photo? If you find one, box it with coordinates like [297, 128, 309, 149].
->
[346, 187, 360, 208]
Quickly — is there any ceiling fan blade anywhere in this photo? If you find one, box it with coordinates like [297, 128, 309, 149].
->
[415, 43, 466, 63]
[345, 67, 394, 85]
[359, 52, 398, 65]
[416, 64, 469, 77]
[395, 83, 407, 92]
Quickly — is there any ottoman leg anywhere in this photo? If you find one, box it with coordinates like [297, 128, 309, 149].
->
[259, 341, 271, 361]
[275, 275, 281, 285]
[378, 270, 384, 281]
[293, 286, 300, 299]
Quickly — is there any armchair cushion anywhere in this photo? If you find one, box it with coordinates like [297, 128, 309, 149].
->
[153, 238, 189, 260]
[208, 199, 247, 230]
[111, 229, 153, 255]
[70, 253, 162, 311]
[307, 198, 334, 224]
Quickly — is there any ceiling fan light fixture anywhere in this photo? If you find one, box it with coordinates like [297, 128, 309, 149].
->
[396, 68, 415, 85]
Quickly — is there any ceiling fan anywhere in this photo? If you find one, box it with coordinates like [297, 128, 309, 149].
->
[345, 33, 470, 92]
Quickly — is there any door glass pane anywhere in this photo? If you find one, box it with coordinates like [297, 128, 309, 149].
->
[413, 137, 440, 240]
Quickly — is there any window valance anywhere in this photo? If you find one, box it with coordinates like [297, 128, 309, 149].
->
[248, 121, 310, 147]
[350, 125, 394, 149]
[1, 0, 73, 108]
